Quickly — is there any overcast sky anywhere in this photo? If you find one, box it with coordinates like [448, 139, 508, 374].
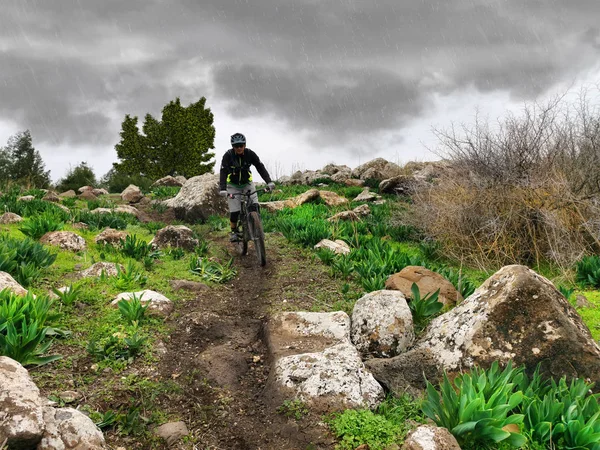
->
[1, 0, 599, 182]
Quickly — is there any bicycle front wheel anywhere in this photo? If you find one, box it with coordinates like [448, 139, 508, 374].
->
[233, 225, 248, 256]
[248, 211, 266, 266]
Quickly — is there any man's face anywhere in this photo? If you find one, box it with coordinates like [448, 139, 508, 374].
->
[233, 143, 245, 155]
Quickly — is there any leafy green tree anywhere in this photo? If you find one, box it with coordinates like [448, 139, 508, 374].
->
[55, 162, 97, 193]
[4, 130, 50, 188]
[113, 97, 215, 179]
[0, 147, 13, 187]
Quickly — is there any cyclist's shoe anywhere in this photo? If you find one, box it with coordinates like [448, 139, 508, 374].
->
[229, 231, 241, 242]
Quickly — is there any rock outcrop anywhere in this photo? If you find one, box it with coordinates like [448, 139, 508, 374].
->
[40, 231, 86, 252]
[163, 173, 227, 223]
[120, 184, 144, 203]
[150, 225, 199, 251]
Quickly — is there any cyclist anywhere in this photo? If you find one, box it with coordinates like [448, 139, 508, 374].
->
[219, 132, 275, 242]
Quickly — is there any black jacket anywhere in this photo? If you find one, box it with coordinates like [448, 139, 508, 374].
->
[219, 148, 272, 190]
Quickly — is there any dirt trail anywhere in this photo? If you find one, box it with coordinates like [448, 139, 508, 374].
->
[158, 235, 339, 449]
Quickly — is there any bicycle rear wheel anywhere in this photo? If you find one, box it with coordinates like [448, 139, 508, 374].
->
[248, 211, 266, 266]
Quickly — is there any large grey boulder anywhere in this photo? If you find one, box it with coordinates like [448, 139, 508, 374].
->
[0, 271, 28, 296]
[150, 225, 198, 251]
[39, 407, 106, 449]
[370, 265, 600, 394]
[352, 158, 402, 180]
[120, 184, 144, 203]
[0, 357, 45, 448]
[40, 231, 86, 252]
[0, 212, 23, 224]
[351, 290, 414, 357]
[59, 190, 77, 198]
[321, 164, 352, 176]
[42, 191, 60, 203]
[163, 173, 227, 223]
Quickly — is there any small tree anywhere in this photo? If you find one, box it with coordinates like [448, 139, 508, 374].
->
[4, 130, 50, 188]
[55, 162, 97, 193]
[114, 97, 215, 179]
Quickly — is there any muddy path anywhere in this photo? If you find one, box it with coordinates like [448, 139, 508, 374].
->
[157, 234, 343, 449]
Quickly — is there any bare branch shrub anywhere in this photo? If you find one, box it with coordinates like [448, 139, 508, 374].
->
[416, 87, 600, 269]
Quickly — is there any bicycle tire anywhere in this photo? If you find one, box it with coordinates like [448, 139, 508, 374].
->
[233, 222, 248, 256]
[248, 211, 267, 266]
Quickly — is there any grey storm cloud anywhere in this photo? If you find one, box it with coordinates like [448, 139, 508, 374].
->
[1, 0, 599, 147]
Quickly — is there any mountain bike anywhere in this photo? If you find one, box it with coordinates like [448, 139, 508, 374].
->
[228, 189, 267, 267]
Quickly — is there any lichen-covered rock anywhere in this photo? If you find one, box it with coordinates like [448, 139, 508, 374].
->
[290, 189, 320, 207]
[351, 290, 414, 357]
[163, 173, 227, 222]
[150, 225, 198, 251]
[352, 204, 371, 216]
[259, 201, 289, 213]
[402, 425, 461, 450]
[78, 190, 97, 201]
[120, 184, 144, 203]
[154, 421, 189, 447]
[94, 228, 128, 247]
[115, 205, 141, 218]
[314, 239, 351, 255]
[39, 407, 107, 450]
[152, 176, 184, 187]
[40, 231, 86, 252]
[352, 158, 402, 180]
[19, 195, 35, 202]
[319, 190, 349, 207]
[78, 262, 124, 278]
[321, 164, 351, 175]
[379, 175, 416, 195]
[0, 357, 45, 448]
[328, 211, 360, 222]
[42, 191, 60, 203]
[59, 190, 77, 198]
[0, 271, 28, 296]
[0, 212, 23, 224]
[91, 188, 109, 196]
[353, 188, 382, 203]
[386, 266, 462, 307]
[78, 186, 94, 193]
[415, 265, 600, 382]
[112, 290, 174, 317]
[270, 342, 384, 410]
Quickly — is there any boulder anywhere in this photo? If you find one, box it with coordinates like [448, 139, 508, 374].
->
[386, 266, 462, 307]
[120, 184, 144, 203]
[352, 204, 371, 217]
[115, 205, 141, 219]
[39, 407, 106, 450]
[72, 222, 89, 230]
[0, 357, 45, 448]
[94, 228, 128, 247]
[402, 425, 461, 450]
[331, 169, 353, 183]
[343, 178, 365, 187]
[18, 195, 35, 202]
[360, 167, 387, 181]
[112, 290, 174, 317]
[150, 225, 199, 252]
[91, 188, 109, 196]
[0, 271, 28, 296]
[353, 188, 382, 203]
[59, 190, 77, 198]
[277, 175, 292, 185]
[351, 290, 414, 357]
[40, 231, 87, 252]
[154, 421, 189, 447]
[163, 173, 227, 223]
[321, 164, 352, 176]
[0, 212, 23, 224]
[174, 175, 187, 185]
[373, 265, 600, 394]
[78, 190, 97, 201]
[314, 239, 351, 255]
[55, 203, 70, 213]
[290, 188, 320, 207]
[328, 211, 360, 222]
[152, 176, 184, 187]
[89, 208, 113, 215]
[259, 201, 289, 213]
[576, 294, 592, 308]
[78, 186, 94, 193]
[352, 158, 402, 180]
[78, 262, 124, 278]
[319, 190, 349, 207]
[301, 170, 330, 185]
[379, 175, 416, 195]
[42, 191, 60, 203]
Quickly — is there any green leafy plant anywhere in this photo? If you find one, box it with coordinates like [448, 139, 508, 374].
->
[558, 285, 575, 301]
[93, 410, 118, 429]
[277, 399, 309, 420]
[168, 247, 186, 260]
[194, 240, 209, 257]
[189, 257, 237, 283]
[119, 235, 153, 260]
[141, 221, 166, 234]
[151, 186, 181, 199]
[111, 260, 148, 291]
[52, 283, 83, 306]
[328, 409, 401, 450]
[422, 361, 527, 448]
[331, 255, 355, 279]
[117, 293, 149, 325]
[576, 255, 600, 288]
[408, 283, 443, 330]
[74, 211, 135, 230]
[436, 266, 477, 299]
[19, 212, 65, 240]
[316, 248, 336, 265]
[87, 331, 146, 364]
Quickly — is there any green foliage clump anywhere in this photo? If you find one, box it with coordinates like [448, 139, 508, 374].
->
[408, 283, 443, 331]
[151, 186, 181, 199]
[74, 210, 136, 230]
[329, 409, 400, 450]
[189, 257, 236, 283]
[19, 212, 65, 240]
[576, 255, 600, 288]
[119, 235, 154, 260]
[118, 293, 149, 325]
[110, 261, 148, 291]
[0, 234, 57, 286]
[55, 161, 97, 193]
[87, 331, 146, 365]
[277, 399, 309, 420]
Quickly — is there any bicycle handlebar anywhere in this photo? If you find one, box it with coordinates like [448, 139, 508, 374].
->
[227, 188, 268, 199]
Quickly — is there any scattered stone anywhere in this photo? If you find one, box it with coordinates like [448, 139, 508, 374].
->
[59, 190, 77, 198]
[328, 211, 360, 222]
[0, 212, 23, 224]
[78, 190, 97, 200]
[89, 208, 113, 215]
[72, 222, 89, 230]
[94, 228, 128, 247]
[343, 178, 365, 187]
[351, 290, 414, 357]
[78, 186, 94, 193]
[115, 205, 141, 218]
[40, 231, 87, 252]
[163, 173, 227, 222]
[18, 195, 35, 202]
[290, 188, 320, 207]
[352, 204, 371, 217]
[40, 407, 107, 450]
[321, 164, 352, 175]
[150, 225, 199, 251]
[92, 188, 109, 196]
[121, 184, 144, 203]
[169, 280, 209, 292]
[55, 203, 70, 213]
[78, 262, 124, 278]
[42, 191, 60, 202]
[402, 425, 461, 450]
[353, 188, 382, 203]
[318, 190, 348, 207]
[155, 421, 189, 447]
[352, 158, 402, 180]
[152, 175, 184, 187]
[314, 239, 351, 255]
[0, 356, 46, 448]
[386, 266, 463, 307]
[576, 294, 592, 308]
[112, 290, 174, 317]
[58, 390, 82, 403]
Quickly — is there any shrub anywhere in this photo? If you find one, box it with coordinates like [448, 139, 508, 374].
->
[55, 162, 97, 193]
[0, 234, 57, 286]
[119, 235, 153, 260]
[328, 409, 400, 450]
[19, 212, 65, 240]
[408, 283, 443, 331]
[87, 331, 146, 364]
[74, 211, 135, 230]
[576, 255, 600, 288]
[117, 293, 149, 325]
[151, 186, 180, 199]
[189, 257, 236, 283]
